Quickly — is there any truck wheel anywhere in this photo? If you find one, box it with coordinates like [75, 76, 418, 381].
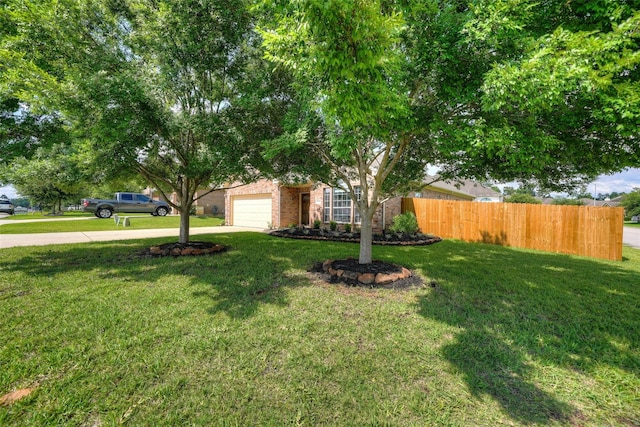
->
[97, 207, 113, 218]
[155, 206, 169, 217]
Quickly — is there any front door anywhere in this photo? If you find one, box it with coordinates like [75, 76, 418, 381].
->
[301, 193, 310, 226]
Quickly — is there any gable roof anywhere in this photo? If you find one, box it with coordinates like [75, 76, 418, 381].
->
[579, 198, 622, 207]
[423, 176, 501, 199]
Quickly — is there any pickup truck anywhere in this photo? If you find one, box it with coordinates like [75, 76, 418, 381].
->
[82, 192, 170, 218]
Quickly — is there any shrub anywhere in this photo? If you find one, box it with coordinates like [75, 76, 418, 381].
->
[344, 223, 352, 233]
[389, 212, 420, 234]
[329, 221, 337, 231]
[622, 189, 640, 217]
[552, 198, 584, 205]
[505, 193, 541, 204]
[313, 219, 321, 229]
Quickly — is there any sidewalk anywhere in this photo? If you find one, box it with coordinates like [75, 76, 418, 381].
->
[0, 226, 261, 249]
[0, 215, 98, 225]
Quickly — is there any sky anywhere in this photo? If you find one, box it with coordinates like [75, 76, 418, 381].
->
[589, 168, 640, 196]
[0, 184, 18, 199]
[492, 167, 640, 197]
[2, 168, 640, 200]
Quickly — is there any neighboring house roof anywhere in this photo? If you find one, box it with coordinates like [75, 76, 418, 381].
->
[422, 176, 501, 200]
[579, 198, 622, 207]
[609, 195, 624, 204]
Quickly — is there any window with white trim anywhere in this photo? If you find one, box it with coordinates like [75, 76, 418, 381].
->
[353, 186, 362, 224]
[332, 188, 351, 223]
[323, 188, 331, 223]
[322, 186, 362, 224]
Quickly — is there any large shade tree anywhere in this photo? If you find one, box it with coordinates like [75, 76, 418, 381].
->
[258, 0, 639, 264]
[258, 0, 433, 264]
[1, 0, 288, 243]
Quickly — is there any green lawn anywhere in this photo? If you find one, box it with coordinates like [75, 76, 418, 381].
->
[1, 234, 639, 425]
[625, 222, 640, 228]
[0, 215, 224, 234]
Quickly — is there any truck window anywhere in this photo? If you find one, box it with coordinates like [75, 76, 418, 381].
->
[135, 194, 151, 202]
[120, 193, 133, 201]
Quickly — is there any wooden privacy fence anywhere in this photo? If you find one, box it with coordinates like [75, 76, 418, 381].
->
[402, 198, 624, 261]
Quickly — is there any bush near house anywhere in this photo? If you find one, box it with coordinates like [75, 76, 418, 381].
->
[389, 212, 420, 234]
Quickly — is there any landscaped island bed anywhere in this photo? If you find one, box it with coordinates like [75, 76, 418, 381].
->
[269, 227, 443, 245]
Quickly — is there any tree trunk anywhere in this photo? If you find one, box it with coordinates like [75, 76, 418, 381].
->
[179, 206, 190, 244]
[358, 208, 374, 264]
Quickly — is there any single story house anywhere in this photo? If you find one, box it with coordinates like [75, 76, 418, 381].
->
[224, 177, 501, 230]
[409, 179, 502, 203]
[539, 196, 623, 207]
[579, 196, 623, 207]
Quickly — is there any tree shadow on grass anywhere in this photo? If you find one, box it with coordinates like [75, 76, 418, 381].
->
[0, 233, 313, 319]
[411, 241, 640, 424]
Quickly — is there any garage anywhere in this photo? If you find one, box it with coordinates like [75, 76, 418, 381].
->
[231, 194, 273, 229]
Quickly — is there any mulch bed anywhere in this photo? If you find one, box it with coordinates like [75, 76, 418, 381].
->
[309, 258, 426, 289]
[272, 228, 441, 288]
[269, 228, 442, 246]
[136, 232, 434, 289]
[139, 241, 228, 257]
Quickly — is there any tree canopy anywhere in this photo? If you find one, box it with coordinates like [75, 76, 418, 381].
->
[1, 0, 291, 242]
[1, 0, 638, 256]
[257, 0, 639, 263]
[459, 0, 640, 186]
[0, 98, 68, 165]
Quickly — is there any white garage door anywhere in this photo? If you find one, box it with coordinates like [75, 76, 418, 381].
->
[232, 195, 272, 229]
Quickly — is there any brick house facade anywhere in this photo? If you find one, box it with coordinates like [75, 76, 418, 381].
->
[161, 189, 226, 215]
[225, 180, 395, 231]
[225, 178, 501, 230]
[194, 189, 225, 215]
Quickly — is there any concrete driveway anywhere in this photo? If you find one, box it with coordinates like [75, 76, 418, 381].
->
[0, 215, 262, 249]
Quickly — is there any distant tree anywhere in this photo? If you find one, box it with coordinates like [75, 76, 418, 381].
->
[552, 198, 584, 206]
[621, 189, 640, 217]
[505, 194, 541, 204]
[502, 186, 517, 196]
[9, 196, 30, 208]
[608, 192, 625, 199]
[2, 0, 281, 243]
[502, 183, 539, 197]
[570, 190, 593, 199]
[2, 144, 86, 213]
